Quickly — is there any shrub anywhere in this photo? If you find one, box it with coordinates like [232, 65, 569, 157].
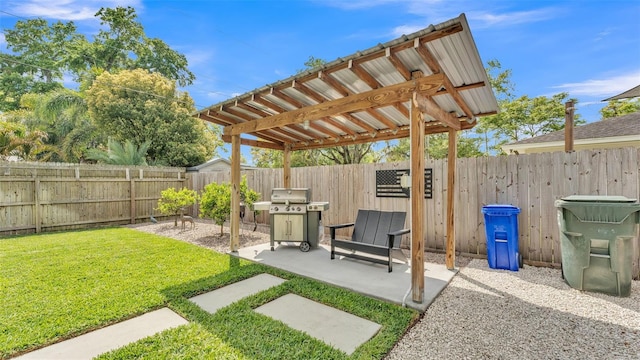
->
[200, 175, 261, 236]
[199, 181, 231, 236]
[157, 187, 199, 226]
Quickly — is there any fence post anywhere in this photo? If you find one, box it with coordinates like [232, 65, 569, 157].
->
[130, 178, 136, 224]
[34, 178, 41, 233]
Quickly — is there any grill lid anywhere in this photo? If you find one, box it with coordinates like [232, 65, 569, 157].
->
[271, 188, 311, 204]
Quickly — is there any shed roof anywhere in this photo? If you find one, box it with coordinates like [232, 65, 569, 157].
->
[186, 158, 257, 172]
[194, 13, 498, 150]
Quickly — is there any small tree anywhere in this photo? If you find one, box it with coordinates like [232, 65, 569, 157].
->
[200, 176, 261, 236]
[199, 181, 231, 236]
[240, 175, 260, 211]
[157, 187, 198, 226]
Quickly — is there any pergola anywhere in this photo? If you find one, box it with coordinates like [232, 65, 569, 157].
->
[194, 13, 499, 303]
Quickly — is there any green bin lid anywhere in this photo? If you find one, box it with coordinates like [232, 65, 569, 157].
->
[559, 195, 637, 203]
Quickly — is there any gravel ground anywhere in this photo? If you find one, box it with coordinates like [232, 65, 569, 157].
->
[127, 219, 640, 359]
[386, 260, 640, 360]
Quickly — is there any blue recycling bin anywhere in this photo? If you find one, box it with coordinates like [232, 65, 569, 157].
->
[482, 205, 522, 271]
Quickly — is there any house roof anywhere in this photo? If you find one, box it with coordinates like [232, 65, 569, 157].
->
[193, 13, 498, 151]
[506, 111, 640, 146]
[603, 85, 640, 101]
[186, 158, 257, 172]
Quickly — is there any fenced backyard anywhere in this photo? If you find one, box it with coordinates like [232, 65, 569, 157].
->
[0, 162, 187, 233]
[1, 147, 639, 277]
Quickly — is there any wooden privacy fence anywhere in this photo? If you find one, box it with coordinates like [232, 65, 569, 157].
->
[0, 162, 187, 234]
[189, 147, 640, 278]
[2, 148, 639, 278]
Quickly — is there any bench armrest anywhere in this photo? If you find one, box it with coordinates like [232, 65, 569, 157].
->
[328, 223, 355, 230]
[328, 222, 355, 240]
[388, 228, 410, 249]
[388, 228, 410, 237]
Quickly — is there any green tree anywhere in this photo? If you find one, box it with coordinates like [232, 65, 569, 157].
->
[599, 99, 640, 118]
[239, 175, 261, 210]
[199, 176, 261, 235]
[1, 6, 195, 110]
[86, 139, 150, 165]
[250, 148, 331, 168]
[321, 143, 379, 164]
[28, 89, 105, 163]
[0, 116, 58, 161]
[3, 19, 81, 83]
[0, 54, 63, 112]
[482, 93, 581, 152]
[80, 7, 195, 86]
[86, 69, 220, 167]
[383, 131, 483, 161]
[157, 187, 199, 227]
[200, 182, 232, 236]
[476, 60, 582, 154]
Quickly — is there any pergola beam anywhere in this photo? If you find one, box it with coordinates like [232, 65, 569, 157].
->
[225, 74, 445, 136]
[412, 93, 461, 130]
[222, 135, 284, 150]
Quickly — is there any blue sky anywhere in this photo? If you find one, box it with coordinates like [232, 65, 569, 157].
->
[1, 0, 639, 163]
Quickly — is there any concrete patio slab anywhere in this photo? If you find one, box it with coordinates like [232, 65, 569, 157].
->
[15, 308, 187, 360]
[255, 293, 381, 355]
[189, 273, 286, 314]
[235, 243, 456, 312]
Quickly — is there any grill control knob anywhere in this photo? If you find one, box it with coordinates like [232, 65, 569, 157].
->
[274, 207, 279, 212]
[296, 206, 301, 211]
[286, 206, 290, 211]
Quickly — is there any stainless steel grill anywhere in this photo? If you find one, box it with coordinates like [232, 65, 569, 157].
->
[265, 188, 329, 252]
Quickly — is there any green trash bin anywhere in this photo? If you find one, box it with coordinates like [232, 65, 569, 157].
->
[554, 195, 640, 297]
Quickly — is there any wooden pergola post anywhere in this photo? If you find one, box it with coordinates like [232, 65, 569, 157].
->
[412, 92, 461, 271]
[410, 90, 425, 303]
[445, 128, 457, 269]
[230, 135, 241, 252]
[283, 145, 291, 188]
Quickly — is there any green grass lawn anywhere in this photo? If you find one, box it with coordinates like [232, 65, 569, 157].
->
[0, 228, 417, 359]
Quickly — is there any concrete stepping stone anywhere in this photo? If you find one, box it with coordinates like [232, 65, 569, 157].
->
[15, 307, 187, 360]
[189, 273, 286, 314]
[255, 293, 381, 355]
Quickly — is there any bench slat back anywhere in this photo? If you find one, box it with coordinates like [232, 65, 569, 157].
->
[351, 209, 406, 248]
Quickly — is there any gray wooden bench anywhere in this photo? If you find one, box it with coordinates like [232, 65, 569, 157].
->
[329, 209, 410, 272]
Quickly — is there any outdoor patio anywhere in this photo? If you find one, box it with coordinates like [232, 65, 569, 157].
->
[235, 242, 457, 312]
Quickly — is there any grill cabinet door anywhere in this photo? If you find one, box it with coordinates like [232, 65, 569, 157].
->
[273, 214, 304, 241]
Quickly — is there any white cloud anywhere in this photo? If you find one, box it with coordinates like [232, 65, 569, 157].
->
[6, 0, 142, 21]
[594, 28, 612, 42]
[552, 70, 640, 98]
[467, 8, 558, 28]
[390, 25, 424, 37]
[0, 33, 6, 46]
[184, 49, 213, 67]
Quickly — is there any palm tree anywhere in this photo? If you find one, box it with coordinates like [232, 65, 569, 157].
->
[0, 120, 58, 161]
[32, 89, 106, 162]
[86, 139, 151, 165]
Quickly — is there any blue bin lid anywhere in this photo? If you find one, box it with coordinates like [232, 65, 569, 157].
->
[481, 204, 520, 215]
